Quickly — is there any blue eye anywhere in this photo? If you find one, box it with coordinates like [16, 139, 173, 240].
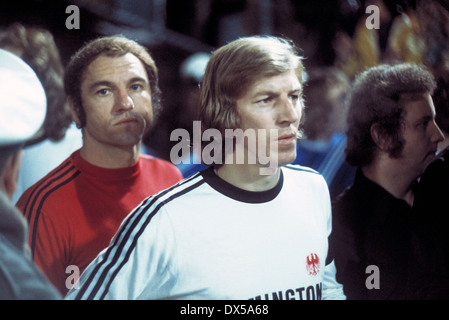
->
[130, 83, 143, 91]
[257, 97, 272, 105]
[97, 88, 110, 96]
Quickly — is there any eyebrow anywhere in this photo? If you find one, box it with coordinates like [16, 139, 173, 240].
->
[88, 77, 148, 93]
[254, 87, 302, 97]
[414, 114, 434, 125]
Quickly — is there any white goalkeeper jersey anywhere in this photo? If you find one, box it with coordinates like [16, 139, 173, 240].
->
[66, 165, 345, 300]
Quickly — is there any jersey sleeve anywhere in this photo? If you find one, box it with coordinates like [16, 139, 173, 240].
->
[31, 210, 70, 295]
[15, 190, 70, 295]
[65, 197, 178, 300]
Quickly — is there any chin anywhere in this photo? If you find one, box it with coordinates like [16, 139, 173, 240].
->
[269, 145, 295, 164]
[277, 155, 296, 167]
[112, 134, 143, 147]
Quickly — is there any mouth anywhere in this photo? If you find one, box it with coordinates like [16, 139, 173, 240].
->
[277, 133, 297, 145]
[424, 148, 439, 163]
[115, 117, 138, 126]
[428, 149, 438, 157]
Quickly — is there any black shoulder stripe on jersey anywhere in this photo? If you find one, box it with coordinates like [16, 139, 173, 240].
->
[74, 196, 155, 299]
[22, 160, 72, 221]
[74, 173, 205, 300]
[26, 165, 81, 259]
[99, 180, 204, 299]
[78, 174, 203, 300]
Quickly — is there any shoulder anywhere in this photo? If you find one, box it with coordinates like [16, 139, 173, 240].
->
[16, 155, 79, 210]
[282, 164, 330, 203]
[283, 163, 321, 175]
[136, 172, 205, 211]
[331, 184, 364, 232]
[111, 173, 206, 244]
[283, 164, 325, 185]
[332, 183, 357, 210]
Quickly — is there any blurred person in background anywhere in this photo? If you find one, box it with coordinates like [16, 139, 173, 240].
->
[0, 49, 60, 299]
[0, 22, 83, 204]
[172, 52, 210, 178]
[387, 0, 449, 74]
[333, 0, 395, 79]
[334, 0, 449, 80]
[292, 67, 355, 199]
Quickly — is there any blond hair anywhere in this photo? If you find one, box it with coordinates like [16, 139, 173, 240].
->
[199, 36, 304, 135]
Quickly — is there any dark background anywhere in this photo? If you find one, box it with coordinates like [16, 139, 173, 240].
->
[1, 0, 447, 159]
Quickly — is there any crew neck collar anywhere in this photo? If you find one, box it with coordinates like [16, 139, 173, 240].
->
[71, 150, 140, 181]
[201, 167, 283, 203]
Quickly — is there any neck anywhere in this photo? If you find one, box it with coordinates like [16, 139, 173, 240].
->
[215, 163, 280, 192]
[80, 139, 141, 169]
[362, 159, 416, 206]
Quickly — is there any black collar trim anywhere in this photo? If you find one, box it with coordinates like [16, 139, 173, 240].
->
[200, 167, 283, 203]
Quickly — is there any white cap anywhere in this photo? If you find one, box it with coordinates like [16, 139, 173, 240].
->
[0, 49, 46, 147]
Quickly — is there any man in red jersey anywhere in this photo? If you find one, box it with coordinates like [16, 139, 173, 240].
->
[16, 36, 182, 295]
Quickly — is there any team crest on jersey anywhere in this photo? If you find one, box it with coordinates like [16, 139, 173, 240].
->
[306, 253, 320, 276]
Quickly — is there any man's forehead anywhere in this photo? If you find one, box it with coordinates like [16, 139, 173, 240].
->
[82, 53, 147, 83]
[249, 71, 302, 93]
[399, 92, 432, 110]
[399, 91, 431, 102]
[400, 92, 435, 119]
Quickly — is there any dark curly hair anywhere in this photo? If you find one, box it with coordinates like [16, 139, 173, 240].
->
[345, 63, 437, 167]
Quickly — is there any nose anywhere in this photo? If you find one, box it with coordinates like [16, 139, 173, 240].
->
[278, 96, 300, 125]
[115, 89, 134, 112]
[432, 120, 445, 143]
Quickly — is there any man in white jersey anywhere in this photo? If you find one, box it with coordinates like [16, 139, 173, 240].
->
[66, 36, 345, 300]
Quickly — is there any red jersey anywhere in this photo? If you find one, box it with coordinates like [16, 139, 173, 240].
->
[16, 150, 182, 295]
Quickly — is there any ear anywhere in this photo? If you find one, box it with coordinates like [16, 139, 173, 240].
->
[370, 123, 393, 151]
[3, 150, 23, 199]
[67, 97, 81, 128]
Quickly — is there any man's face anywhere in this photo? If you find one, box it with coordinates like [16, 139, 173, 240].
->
[78, 53, 153, 149]
[235, 69, 302, 168]
[399, 93, 444, 177]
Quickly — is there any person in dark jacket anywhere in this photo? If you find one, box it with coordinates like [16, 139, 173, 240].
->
[330, 62, 449, 299]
